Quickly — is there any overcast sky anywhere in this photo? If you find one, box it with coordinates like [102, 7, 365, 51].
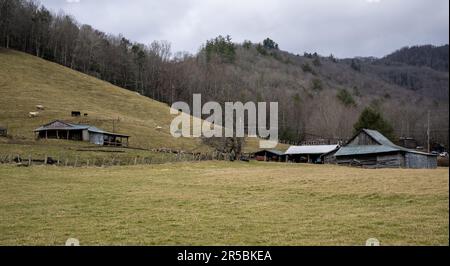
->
[40, 0, 449, 58]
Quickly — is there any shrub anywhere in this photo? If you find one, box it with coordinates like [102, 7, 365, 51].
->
[313, 57, 321, 67]
[256, 44, 268, 56]
[352, 86, 361, 96]
[311, 78, 323, 91]
[302, 63, 315, 74]
[263, 38, 279, 50]
[350, 59, 361, 71]
[243, 40, 252, 49]
[337, 89, 356, 107]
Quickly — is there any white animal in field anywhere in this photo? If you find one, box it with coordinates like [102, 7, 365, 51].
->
[28, 111, 39, 118]
[36, 105, 45, 110]
[156, 126, 162, 131]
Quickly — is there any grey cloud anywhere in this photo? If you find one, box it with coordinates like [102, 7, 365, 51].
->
[40, 0, 449, 58]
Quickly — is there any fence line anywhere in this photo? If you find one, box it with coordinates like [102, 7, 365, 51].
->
[0, 151, 240, 168]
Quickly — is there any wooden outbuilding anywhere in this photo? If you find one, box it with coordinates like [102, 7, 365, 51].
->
[34, 120, 130, 147]
[285, 145, 339, 163]
[331, 129, 437, 169]
[253, 149, 286, 162]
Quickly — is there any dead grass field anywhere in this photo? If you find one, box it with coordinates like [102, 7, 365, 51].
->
[0, 162, 447, 246]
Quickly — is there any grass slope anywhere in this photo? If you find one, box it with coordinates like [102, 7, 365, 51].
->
[0, 48, 208, 152]
[0, 48, 287, 154]
[0, 162, 447, 245]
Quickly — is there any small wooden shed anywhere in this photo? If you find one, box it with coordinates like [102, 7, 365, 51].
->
[34, 120, 130, 147]
[253, 149, 286, 162]
[332, 129, 437, 169]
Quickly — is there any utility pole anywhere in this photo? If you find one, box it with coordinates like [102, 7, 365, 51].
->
[427, 110, 430, 153]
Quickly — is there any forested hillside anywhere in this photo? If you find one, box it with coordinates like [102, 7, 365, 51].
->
[1, 0, 448, 147]
[383, 45, 449, 72]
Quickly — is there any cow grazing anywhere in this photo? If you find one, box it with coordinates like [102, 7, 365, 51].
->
[36, 105, 45, 110]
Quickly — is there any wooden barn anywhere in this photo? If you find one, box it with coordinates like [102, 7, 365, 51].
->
[285, 145, 339, 163]
[331, 129, 437, 169]
[253, 149, 286, 162]
[34, 120, 130, 147]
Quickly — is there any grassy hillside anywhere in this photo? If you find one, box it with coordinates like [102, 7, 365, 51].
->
[0, 48, 288, 154]
[0, 48, 212, 152]
[0, 162, 447, 245]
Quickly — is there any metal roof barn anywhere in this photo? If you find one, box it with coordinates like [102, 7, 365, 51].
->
[34, 120, 130, 147]
[285, 145, 339, 164]
[332, 129, 436, 168]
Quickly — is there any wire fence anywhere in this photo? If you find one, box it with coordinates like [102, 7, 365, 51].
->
[0, 151, 244, 168]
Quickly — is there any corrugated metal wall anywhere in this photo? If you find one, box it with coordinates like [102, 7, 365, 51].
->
[405, 152, 437, 169]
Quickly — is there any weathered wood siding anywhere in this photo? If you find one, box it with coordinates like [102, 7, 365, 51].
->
[405, 152, 437, 169]
[336, 151, 437, 169]
[323, 154, 337, 164]
[335, 154, 378, 167]
[323, 150, 339, 164]
[336, 152, 403, 168]
[376, 153, 404, 168]
[348, 131, 378, 146]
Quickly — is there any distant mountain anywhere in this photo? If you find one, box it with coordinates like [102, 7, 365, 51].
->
[349, 45, 450, 100]
[183, 41, 448, 146]
[381, 44, 449, 72]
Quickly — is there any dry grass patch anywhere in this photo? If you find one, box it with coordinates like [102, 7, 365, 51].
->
[0, 162, 447, 245]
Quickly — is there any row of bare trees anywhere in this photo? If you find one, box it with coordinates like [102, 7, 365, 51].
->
[0, 0, 173, 102]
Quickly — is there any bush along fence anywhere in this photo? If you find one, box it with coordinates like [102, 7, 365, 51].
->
[0, 151, 248, 168]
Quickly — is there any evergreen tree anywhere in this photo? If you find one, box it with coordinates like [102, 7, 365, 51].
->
[353, 107, 395, 140]
[262, 38, 279, 50]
